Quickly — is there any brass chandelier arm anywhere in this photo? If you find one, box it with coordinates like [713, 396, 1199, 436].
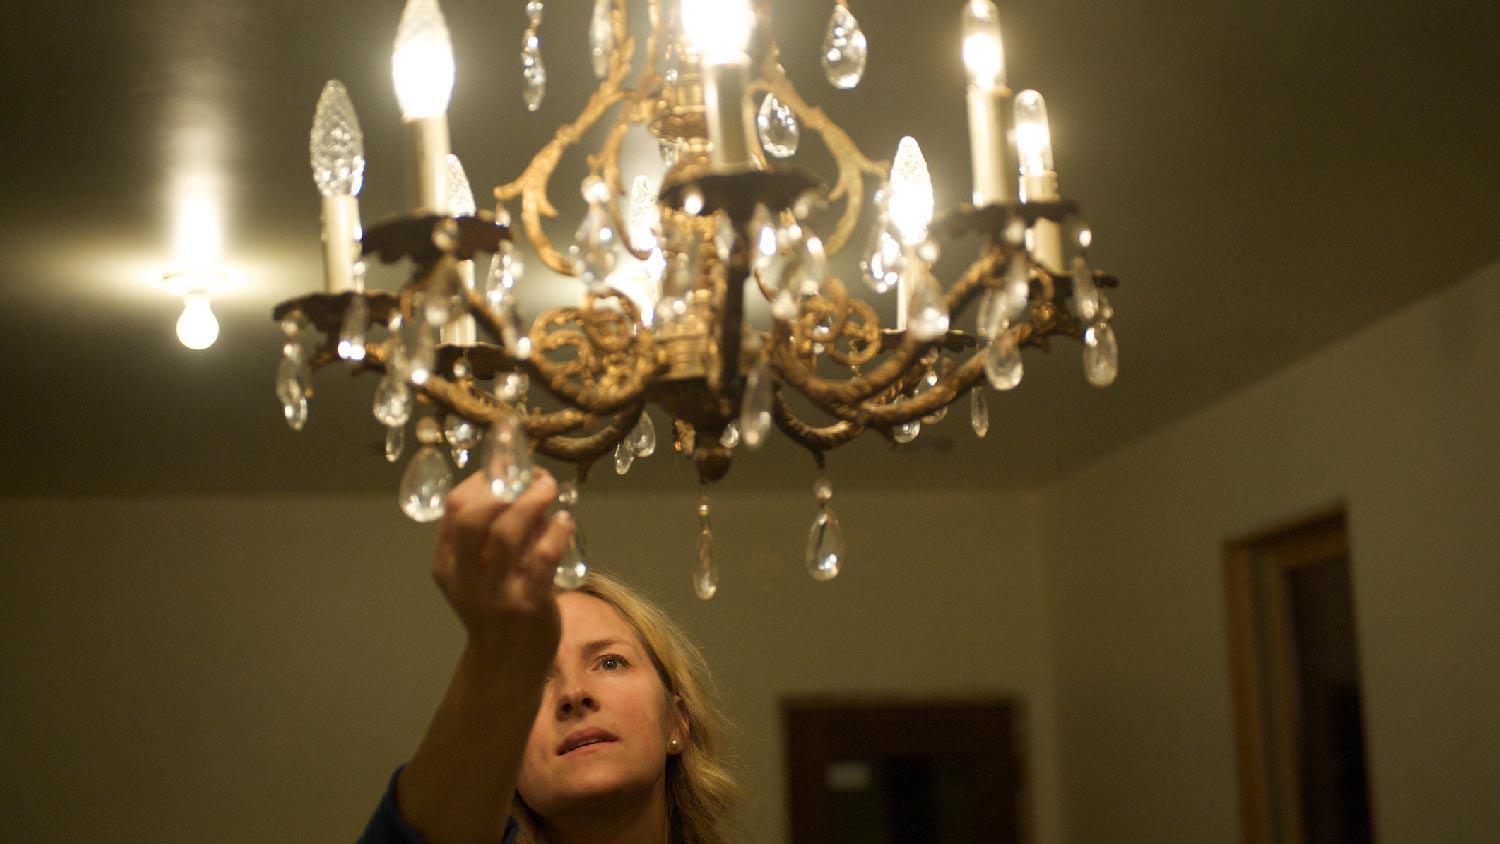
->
[525, 307, 660, 415]
[745, 67, 886, 256]
[770, 388, 864, 453]
[532, 403, 645, 475]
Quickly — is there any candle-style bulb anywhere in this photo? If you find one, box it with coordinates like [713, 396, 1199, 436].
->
[1014, 89, 1054, 176]
[680, 0, 754, 64]
[445, 153, 476, 216]
[888, 137, 934, 246]
[393, 0, 455, 120]
[962, 0, 1006, 92]
[310, 80, 365, 197]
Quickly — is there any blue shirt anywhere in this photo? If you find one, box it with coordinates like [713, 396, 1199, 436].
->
[361, 767, 518, 844]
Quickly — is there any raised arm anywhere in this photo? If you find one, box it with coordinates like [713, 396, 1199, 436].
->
[394, 469, 574, 844]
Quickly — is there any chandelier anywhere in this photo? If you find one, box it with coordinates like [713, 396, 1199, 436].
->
[273, 0, 1121, 599]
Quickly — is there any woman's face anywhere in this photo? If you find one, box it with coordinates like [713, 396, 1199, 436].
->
[516, 592, 684, 817]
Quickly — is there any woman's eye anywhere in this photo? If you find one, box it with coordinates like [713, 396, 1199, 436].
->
[599, 655, 628, 671]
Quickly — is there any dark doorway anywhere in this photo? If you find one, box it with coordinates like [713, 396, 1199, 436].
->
[783, 699, 1025, 844]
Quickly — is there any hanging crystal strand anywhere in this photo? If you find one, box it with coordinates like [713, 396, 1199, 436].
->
[693, 488, 718, 600]
[821, 0, 868, 90]
[373, 371, 413, 427]
[399, 417, 452, 523]
[554, 480, 588, 589]
[614, 440, 635, 475]
[275, 315, 312, 431]
[739, 358, 774, 449]
[756, 90, 800, 159]
[984, 334, 1024, 390]
[970, 389, 990, 437]
[483, 406, 533, 503]
[1083, 294, 1119, 387]
[627, 411, 657, 458]
[571, 176, 618, 292]
[337, 290, 370, 362]
[385, 423, 406, 462]
[892, 396, 921, 443]
[806, 475, 845, 581]
[443, 413, 479, 468]
[588, 0, 614, 79]
[521, 1, 546, 111]
[860, 187, 905, 294]
[916, 363, 947, 423]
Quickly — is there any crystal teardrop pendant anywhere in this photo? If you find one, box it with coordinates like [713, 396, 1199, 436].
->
[627, 412, 656, 457]
[570, 201, 617, 291]
[806, 507, 844, 581]
[970, 389, 990, 438]
[614, 440, 634, 475]
[720, 422, 740, 449]
[905, 266, 950, 342]
[483, 411, 532, 502]
[693, 526, 717, 600]
[276, 354, 311, 431]
[861, 216, 905, 294]
[916, 368, 947, 424]
[976, 288, 1007, 342]
[750, 204, 778, 274]
[756, 93, 800, 159]
[739, 363, 773, 449]
[1004, 252, 1031, 322]
[893, 418, 920, 444]
[373, 372, 413, 427]
[385, 424, 406, 462]
[445, 415, 478, 468]
[337, 295, 369, 361]
[1069, 256, 1100, 321]
[588, 0, 613, 79]
[555, 533, 588, 589]
[984, 337, 1024, 390]
[1083, 320, 1119, 387]
[521, 30, 546, 111]
[407, 322, 436, 385]
[821, 2, 868, 90]
[399, 445, 452, 523]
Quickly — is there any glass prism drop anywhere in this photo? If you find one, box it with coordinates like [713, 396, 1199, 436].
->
[1083, 320, 1120, 387]
[627, 412, 656, 457]
[399, 445, 452, 523]
[385, 424, 406, 462]
[407, 322, 436, 385]
[739, 363, 773, 449]
[276, 355, 312, 431]
[693, 526, 718, 600]
[984, 338, 1025, 390]
[916, 368, 947, 423]
[860, 217, 905, 294]
[521, 31, 546, 111]
[614, 440, 634, 475]
[588, 0, 613, 79]
[756, 93, 800, 159]
[806, 507, 845, 581]
[905, 267, 950, 341]
[976, 288, 1007, 342]
[970, 389, 990, 438]
[1004, 252, 1031, 322]
[893, 418, 920, 444]
[821, 3, 868, 90]
[1069, 256, 1100, 321]
[555, 535, 588, 590]
[570, 202, 618, 291]
[444, 415, 479, 451]
[719, 422, 740, 449]
[373, 373, 413, 427]
[483, 412, 533, 502]
[338, 295, 369, 361]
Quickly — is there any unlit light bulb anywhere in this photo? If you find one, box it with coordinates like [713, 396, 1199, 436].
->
[176, 293, 219, 350]
[310, 80, 365, 197]
[1014, 89, 1054, 175]
[962, 0, 1005, 91]
[680, 0, 754, 64]
[888, 136, 934, 245]
[393, 0, 455, 120]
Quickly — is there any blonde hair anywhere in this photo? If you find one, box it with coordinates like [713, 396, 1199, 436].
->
[512, 571, 742, 844]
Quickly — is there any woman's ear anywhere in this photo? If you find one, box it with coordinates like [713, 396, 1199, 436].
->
[669, 694, 690, 753]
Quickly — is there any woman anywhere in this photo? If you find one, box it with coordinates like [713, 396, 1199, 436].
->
[361, 468, 740, 844]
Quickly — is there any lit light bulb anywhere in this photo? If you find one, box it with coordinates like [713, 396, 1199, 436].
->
[176, 292, 220, 350]
[445, 153, 476, 216]
[393, 0, 455, 120]
[962, 0, 1005, 92]
[1014, 89, 1054, 176]
[888, 136, 934, 245]
[310, 80, 365, 197]
[680, 0, 755, 65]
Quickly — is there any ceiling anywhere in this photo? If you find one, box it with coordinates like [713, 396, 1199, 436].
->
[1, 0, 1497, 498]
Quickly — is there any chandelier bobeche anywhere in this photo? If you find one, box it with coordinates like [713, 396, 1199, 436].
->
[275, 0, 1121, 598]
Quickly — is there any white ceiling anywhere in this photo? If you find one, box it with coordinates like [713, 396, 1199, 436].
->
[2, 0, 1497, 497]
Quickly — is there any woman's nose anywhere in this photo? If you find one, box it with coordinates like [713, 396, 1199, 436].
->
[555, 684, 598, 718]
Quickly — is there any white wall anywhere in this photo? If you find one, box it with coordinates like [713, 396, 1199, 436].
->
[0, 485, 1060, 844]
[1040, 261, 1500, 843]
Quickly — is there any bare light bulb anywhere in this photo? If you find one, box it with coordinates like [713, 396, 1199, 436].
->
[176, 292, 220, 350]
[310, 80, 365, 197]
[888, 136, 934, 245]
[680, 0, 754, 65]
[393, 0, 455, 120]
[962, 0, 1006, 92]
[1014, 89, 1054, 176]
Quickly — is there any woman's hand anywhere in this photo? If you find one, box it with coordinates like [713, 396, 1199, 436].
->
[431, 467, 573, 677]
